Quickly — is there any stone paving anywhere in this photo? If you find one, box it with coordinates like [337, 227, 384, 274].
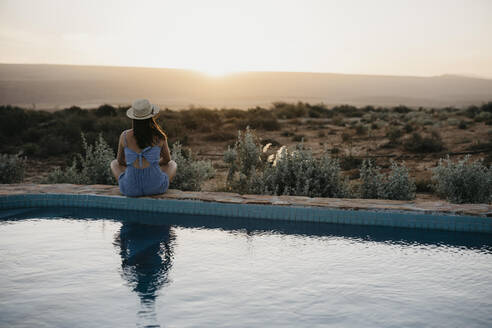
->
[0, 183, 491, 217]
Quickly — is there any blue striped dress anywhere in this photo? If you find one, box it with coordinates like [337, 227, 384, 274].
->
[118, 131, 169, 197]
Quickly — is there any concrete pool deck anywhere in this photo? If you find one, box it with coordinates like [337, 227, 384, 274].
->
[1, 184, 491, 233]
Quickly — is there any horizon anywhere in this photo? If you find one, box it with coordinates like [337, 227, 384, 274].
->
[1, 0, 491, 78]
[2, 62, 492, 80]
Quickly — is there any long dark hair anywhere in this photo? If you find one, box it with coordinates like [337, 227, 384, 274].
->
[132, 117, 167, 149]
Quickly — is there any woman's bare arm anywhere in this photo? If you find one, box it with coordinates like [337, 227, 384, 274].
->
[116, 132, 127, 167]
[159, 138, 171, 165]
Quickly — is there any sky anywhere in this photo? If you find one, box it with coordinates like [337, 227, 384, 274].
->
[0, 0, 491, 77]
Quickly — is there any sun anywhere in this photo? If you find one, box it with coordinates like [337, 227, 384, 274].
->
[199, 66, 235, 77]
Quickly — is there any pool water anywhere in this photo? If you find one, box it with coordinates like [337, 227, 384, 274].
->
[0, 208, 491, 328]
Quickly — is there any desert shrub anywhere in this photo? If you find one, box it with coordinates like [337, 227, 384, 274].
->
[254, 144, 350, 198]
[361, 113, 373, 123]
[224, 127, 262, 193]
[39, 135, 71, 156]
[465, 105, 480, 118]
[21, 143, 41, 157]
[180, 108, 220, 132]
[62, 106, 88, 115]
[474, 111, 492, 123]
[332, 116, 345, 126]
[481, 101, 492, 113]
[340, 155, 363, 170]
[0, 106, 28, 138]
[307, 103, 330, 118]
[404, 131, 444, 153]
[233, 107, 280, 131]
[271, 102, 307, 119]
[403, 123, 414, 133]
[386, 127, 403, 144]
[415, 178, 433, 193]
[170, 142, 215, 191]
[359, 159, 383, 199]
[221, 109, 248, 119]
[22, 127, 44, 143]
[246, 117, 280, 131]
[160, 117, 186, 140]
[392, 105, 412, 114]
[380, 161, 416, 200]
[292, 134, 305, 142]
[332, 105, 364, 118]
[447, 118, 459, 126]
[95, 104, 117, 117]
[0, 153, 26, 183]
[466, 141, 492, 152]
[44, 162, 83, 184]
[341, 132, 351, 143]
[431, 155, 492, 203]
[458, 120, 468, 129]
[359, 159, 416, 200]
[44, 134, 115, 185]
[78, 134, 116, 184]
[355, 124, 368, 135]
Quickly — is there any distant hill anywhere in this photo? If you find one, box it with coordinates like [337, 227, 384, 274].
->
[1, 63, 491, 109]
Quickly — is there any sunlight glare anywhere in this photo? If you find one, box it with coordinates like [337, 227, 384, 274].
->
[199, 66, 235, 77]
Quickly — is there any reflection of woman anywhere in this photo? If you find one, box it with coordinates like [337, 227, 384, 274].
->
[114, 222, 175, 308]
[110, 98, 177, 197]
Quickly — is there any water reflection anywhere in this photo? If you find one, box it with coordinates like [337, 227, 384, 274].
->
[113, 222, 175, 328]
[3, 207, 491, 252]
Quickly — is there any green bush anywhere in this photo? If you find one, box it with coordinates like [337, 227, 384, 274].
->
[240, 107, 281, 131]
[404, 131, 444, 153]
[224, 127, 263, 193]
[332, 105, 364, 118]
[359, 159, 416, 200]
[431, 155, 492, 203]
[355, 124, 368, 135]
[415, 178, 433, 193]
[458, 120, 468, 129]
[307, 103, 330, 118]
[170, 142, 215, 191]
[292, 134, 305, 142]
[95, 104, 117, 117]
[179, 108, 220, 131]
[271, 102, 307, 119]
[340, 155, 363, 170]
[359, 159, 382, 199]
[0, 106, 28, 138]
[44, 162, 83, 184]
[44, 134, 115, 185]
[386, 127, 403, 145]
[255, 144, 350, 198]
[0, 153, 26, 184]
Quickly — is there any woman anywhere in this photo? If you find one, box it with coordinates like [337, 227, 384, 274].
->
[110, 99, 177, 197]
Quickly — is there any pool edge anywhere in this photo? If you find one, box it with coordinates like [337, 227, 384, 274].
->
[1, 193, 491, 234]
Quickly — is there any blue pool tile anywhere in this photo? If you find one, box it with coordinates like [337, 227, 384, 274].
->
[1, 193, 491, 233]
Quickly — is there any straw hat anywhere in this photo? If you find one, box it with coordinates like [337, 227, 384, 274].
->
[126, 99, 160, 120]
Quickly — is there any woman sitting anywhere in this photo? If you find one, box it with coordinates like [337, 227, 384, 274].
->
[110, 99, 177, 197]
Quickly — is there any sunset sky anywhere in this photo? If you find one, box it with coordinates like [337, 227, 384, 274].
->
[1, 0, 491, 77]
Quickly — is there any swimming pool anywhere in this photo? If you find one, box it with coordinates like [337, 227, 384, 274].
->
[1, 207, 491, 328]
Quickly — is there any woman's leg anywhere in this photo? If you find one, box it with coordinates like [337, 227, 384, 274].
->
[160, 160, 177, 182]
[111, 159, 126, 181]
